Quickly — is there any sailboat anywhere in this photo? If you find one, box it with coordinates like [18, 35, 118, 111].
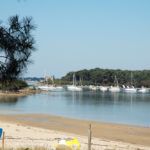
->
[50, 76, 64, 91]
[38, 75, 63, 91]
[67, 73, 82, 91]
[37, 75, 55, 91]
[38, 85, 53, 91]
[109, 76, 120, 92]
[89, 85, 98, 91]
[123, 73, 137, 93]
[138, 86, 149, 93]
[100, 86, 108, 92]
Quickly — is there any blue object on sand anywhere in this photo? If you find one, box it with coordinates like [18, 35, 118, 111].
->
[0, 128, 3, 138]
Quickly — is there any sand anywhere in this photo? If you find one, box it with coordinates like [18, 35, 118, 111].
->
[0, 114, 150, 150]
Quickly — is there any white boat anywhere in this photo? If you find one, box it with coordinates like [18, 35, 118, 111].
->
[67, 85, 82, 91]
[38, 75, 64, 91]
[109, 76, 121, 92]
[38, 85, 64, 91]
[124, 86, 137, 93]
[109, 86, 120, 92]
[67, 73, 82, 91]
[52, 86, 64, 91]
[138, 86, 148, 93]
[100, 86, 108, 92]
[89, 85, 97, 91]
[37, 85, 54, 91]
[49, 76, 64, 91]
[123, 73, 137, 93]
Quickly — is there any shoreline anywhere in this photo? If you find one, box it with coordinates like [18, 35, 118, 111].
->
[0, 88, 44, 97]
[0, 114, 150, 149]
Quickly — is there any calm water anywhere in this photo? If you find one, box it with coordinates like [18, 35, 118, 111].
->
[0, 91, 150, 127]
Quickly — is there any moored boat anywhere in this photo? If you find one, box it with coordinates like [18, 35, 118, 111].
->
[109, 86, 120, 92]
[100, 86, 108, 92]
[138, 86, 149, 93]
[67, 73, 82, 91]
[123, 85, 137, 93]
[109, 76, 121, 92]
[123, 73, 137, 93]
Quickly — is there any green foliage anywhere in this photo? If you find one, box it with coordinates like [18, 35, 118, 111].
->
[0, 15, 35, 91]
[61, 68, 150, 87]
[0, 15, 35, 82]
[0, 80, 28, 91]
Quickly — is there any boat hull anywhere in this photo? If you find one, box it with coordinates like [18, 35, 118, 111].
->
[67, 85, 82, 91]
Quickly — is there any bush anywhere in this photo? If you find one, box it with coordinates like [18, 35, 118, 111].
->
[0, 80, 28, 91]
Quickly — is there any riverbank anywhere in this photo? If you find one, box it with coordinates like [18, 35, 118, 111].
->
[0, 114, 150, 149]
[0, 88, 43, 97]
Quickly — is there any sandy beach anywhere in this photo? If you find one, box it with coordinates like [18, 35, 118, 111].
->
[0, 114, 150, 150]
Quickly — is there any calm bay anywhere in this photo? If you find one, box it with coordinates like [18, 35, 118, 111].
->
[0, 91, 150, 127]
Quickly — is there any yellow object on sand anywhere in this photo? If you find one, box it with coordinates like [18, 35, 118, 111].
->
[66, 138, 80, 150]
[56, 138, 80, 150]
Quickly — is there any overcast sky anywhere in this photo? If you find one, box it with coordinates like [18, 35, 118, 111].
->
[1, 0, 150, 77]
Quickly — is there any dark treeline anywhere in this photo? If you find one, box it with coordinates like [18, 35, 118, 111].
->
[0, 15, 35, 91]
[61, 68, 150, 87]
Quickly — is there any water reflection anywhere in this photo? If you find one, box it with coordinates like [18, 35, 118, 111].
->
[0, 96, 18, 103]
[0, 91, 150, 126]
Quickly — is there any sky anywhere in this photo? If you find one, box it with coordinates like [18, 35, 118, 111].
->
[0, 0, 150, 78]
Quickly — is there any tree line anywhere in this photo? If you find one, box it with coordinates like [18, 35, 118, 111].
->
[61, 68, 150, 87]
[0, 15, 35, 91]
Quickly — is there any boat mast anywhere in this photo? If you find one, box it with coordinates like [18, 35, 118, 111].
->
[80, 77, 83, 86]
[51, 75, 54, 85]
[131, 72, 133, 86]
[73, 73, 76, 86]
[114, 75, 119, 86]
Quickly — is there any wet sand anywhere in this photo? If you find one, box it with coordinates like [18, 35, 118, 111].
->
[0, 114, 150, 149]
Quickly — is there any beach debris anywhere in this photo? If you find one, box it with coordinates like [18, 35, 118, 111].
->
[0, 128, 5, 150]
[0, 128, 3, 138]
[55, 138, 80, 150]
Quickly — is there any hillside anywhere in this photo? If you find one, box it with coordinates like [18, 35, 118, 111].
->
[61, 68, 150, 87]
